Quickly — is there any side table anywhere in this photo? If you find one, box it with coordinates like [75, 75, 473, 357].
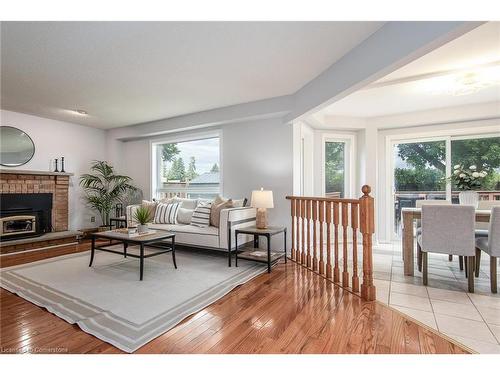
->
[234, 226, 287, 273]
[110, 217, 127, 229]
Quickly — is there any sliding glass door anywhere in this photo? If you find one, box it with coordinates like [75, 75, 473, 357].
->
[392, 140, 446, 236]
[391, 134, 500, 238]
[450, 136, 500, 202]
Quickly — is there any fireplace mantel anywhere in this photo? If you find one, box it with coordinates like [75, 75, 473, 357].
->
[0, 169, 73, 176]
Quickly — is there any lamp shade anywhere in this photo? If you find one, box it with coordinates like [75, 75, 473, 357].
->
[251, 188, 274, 209]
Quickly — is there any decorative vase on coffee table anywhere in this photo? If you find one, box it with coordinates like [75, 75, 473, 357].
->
[459, 191, 479, 208]
[137, 224, 148, 234]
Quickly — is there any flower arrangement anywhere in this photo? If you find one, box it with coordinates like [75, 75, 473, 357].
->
[451, 164, 488, 190]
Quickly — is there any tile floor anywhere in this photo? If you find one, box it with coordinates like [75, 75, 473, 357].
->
[372, 241, 500, 354]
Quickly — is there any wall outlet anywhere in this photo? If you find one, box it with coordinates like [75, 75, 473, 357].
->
[90, 216, 95, 223]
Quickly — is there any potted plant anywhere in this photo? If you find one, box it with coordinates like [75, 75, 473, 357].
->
[133, 206, 152, 233]
[80, 161, 140, 228]
[451, 164, 488, 208]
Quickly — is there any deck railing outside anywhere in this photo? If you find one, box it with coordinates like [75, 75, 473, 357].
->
[394, 190, 500, 234]
[286, 185, 376, 301]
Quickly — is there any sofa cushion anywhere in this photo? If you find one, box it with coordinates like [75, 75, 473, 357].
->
[211, 197, 233, 227]
[149, 223, 218, 236]
[171, 197, 198, 210]
[148, 223, 219, 248]
[177, 208, 194, 224]
[154, 202, 180, 224]
[191, 202, 212, 227]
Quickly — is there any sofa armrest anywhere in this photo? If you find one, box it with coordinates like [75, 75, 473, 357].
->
[219, 207, 256, 250]
[126, 204, 141, 227]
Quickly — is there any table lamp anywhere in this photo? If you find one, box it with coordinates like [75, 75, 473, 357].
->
[251, 188, 274, 229]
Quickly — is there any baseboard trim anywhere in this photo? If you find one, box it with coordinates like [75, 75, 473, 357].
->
[0, 242, 79, 257]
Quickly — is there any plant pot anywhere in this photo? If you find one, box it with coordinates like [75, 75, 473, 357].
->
[137, 224, 149, 234]
[459, 191, 479, 208]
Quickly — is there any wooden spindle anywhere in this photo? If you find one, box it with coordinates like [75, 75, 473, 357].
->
[291, 199, 296, 261]
[333, 202, 340, 283]
[300, 199, 305, 265]
[295, 198, 301, 263]
[318, 200, 325, 275]
[326, 201, 332, 279]
[306, 200, 312, 268]
[351, 202, 360, 292]
[360, 185, 376, 301]
[342, 202, 349, 287]
[312, 200, 318, 272]
[286, 185, 375, 301]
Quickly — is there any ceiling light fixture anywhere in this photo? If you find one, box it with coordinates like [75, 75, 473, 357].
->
[420, 65, 500, 96]
[72, 109, 88, 115]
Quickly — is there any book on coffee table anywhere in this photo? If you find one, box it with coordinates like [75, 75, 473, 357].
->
[111, 228, 157, 237]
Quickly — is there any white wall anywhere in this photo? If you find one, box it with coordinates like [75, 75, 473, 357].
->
[0, 110, 107, 230]
[299, 123, 315, 196]
[222, 118, 293, 246]
[120, 139, 150, 199]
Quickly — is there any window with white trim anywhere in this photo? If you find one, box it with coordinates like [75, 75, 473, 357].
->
[322, 134, 355, 198]
[152, 136, 220, 200]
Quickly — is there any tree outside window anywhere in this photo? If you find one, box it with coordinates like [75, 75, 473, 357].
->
[325, 141, 345, 198]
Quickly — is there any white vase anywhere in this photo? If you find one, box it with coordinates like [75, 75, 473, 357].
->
[459, 191, 479, 208]
[137, 224, 148, 234]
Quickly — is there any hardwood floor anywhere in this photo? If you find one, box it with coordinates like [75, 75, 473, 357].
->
[0, 243, 471, 354]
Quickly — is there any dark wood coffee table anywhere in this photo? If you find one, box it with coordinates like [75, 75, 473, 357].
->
[89, 229, 176, 280]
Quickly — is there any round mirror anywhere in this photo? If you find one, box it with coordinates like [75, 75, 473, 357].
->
[0, 126, 35, 167]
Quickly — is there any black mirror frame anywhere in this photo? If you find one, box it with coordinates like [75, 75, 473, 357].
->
[0, 125, 36, 168]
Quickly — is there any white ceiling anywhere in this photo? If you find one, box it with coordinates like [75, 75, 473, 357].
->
[0, 21, 383, 129]
[316, 22, 500, 119]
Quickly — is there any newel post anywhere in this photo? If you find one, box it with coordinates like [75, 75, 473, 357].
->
[359, 185, 376, 301]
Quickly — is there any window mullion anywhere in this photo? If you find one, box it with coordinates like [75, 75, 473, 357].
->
[445, 137, 452, 201]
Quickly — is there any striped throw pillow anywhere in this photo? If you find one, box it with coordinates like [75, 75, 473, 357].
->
[154, 202, 180, 224]
[190, 202, 212, 227]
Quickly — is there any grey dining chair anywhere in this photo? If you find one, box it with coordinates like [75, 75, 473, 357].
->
[475, 206, 500, 293]
[415, 200, 453, 270]
[417, 205, 476, 292]
[475, 200, 500, 238]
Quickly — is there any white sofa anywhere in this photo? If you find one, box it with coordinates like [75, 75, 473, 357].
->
[126, 198, 256, 266]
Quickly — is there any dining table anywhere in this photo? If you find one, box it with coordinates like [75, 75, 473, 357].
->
[401, 207, 492, 276]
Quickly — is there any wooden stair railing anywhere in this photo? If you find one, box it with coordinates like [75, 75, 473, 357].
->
[287, 185, 376, 301]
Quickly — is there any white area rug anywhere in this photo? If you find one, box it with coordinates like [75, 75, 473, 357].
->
[0, 247, 266, 352]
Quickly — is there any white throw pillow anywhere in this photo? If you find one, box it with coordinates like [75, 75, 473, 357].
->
[171, 197, 199, 210]
[190, 202, 212, 228]
[154, 202, 180, 224]
[177, 208, 194, 224]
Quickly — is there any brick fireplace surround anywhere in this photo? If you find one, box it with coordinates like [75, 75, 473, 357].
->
[0, 170, 81, 255]
[0, 170, 71, 232]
